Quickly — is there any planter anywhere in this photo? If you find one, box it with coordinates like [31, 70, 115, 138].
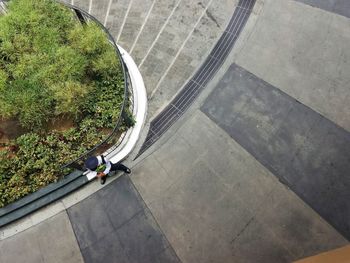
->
[0, 0, 147, 225]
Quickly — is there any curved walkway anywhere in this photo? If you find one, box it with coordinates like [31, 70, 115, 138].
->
[1, 0, 350, 263]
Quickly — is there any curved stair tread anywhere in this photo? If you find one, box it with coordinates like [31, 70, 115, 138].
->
[130, 0, 180, 65]
[117, 0, 154, 51]
[90, 0, 110, 24]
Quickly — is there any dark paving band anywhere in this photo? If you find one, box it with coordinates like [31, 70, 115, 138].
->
[201, 63, 350, 240]
[295, 0, 350, 18]
[136, 0, 256, 158]
[68, 175, 181, 263]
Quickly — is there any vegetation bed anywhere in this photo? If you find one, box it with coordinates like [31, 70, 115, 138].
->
[0, 0, 129, 207]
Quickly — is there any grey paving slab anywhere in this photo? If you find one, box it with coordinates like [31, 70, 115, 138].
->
[147, 158, 255, 263]
[235, 0, 350, 132]
[201, 63, 350, 240]
[90, 0, 109, 23]
[68, 175, 180, 263]
[148, 0, 239, 115]
[97, 175, 144, 229]
[130, 0, 179, 65]
[152, 135, 201, 181]
[295, 0, 350, 18]
[131, 154, 173, 204]
[105, 0, 131, 40]
[177, 111, 278, 212]
[256, 185, 348, 261]
[230, 218, 294, 263]
[117, 0, 154, 51]
[0, 211, 83, 263]
[133, 108, 348, 261]
[81, 231, 130, 263]
[36, 212, 84, 263]
[67, 194, 115, 250]
[116, 209, 171, 263]
[0, 225, 44, 263]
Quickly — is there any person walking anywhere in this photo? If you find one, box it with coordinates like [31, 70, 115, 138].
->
[84, 155, 131, 184]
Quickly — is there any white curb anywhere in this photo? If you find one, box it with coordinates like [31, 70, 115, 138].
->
[85, 45, 148, 180]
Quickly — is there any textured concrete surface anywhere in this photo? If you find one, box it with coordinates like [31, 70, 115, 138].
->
[147, 0, 239, 118]
[131, 110, 348, 263]
[90, 0, 109, 24]
[117, 0, 154, 51]
[202, 63, 350, 240]
[130, 0, 179, 65]
[295, 0, 350, 18]
[105, 0, 132, 40]
[235, 0, 350, 132]
[0, 212, 83, 263]
[68, 175, 180, 263]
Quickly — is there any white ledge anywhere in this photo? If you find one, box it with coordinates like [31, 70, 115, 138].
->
[85, 45, 147, 180]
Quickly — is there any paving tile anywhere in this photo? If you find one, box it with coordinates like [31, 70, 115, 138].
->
[230, 218, 294, 263]
[97, 175, 144, 229]
[130, 155, 172, 204]
[36, 212, 83, 263]
[236, 0, 350, 132]
[290, 118, 350, 238]
[152, 135, 200, 180]
[81, 231, 129, 263]
[105, 0, 131, 39]
[153, 247, 181, 263]
[148, 158, 255, 263]
[0, 225, 43, 263]
[257, 185, 348, 260]
[67, 195, 115, 250]
[179, 111, 278, 212]
[116, 209, 170, 263]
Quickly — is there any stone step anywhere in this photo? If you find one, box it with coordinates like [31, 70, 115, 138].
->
[72, 0, 90, 12]
[117, 0, 154, 52]
[90, 0, 110, 24]
[138, 0, 212, 95]
[129, 0, 180, 65]
[148, 0, 239, 117]
[105, 0, 132, 41]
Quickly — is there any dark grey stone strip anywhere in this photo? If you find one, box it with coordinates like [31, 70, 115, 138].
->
[201, 63, 350, 240]
[0, 170, 82, 218]
[0, 173, 88, 227]
[136, 0, 256, 158]
[295, 0, 350, 18]
[68, 175, 181, 263]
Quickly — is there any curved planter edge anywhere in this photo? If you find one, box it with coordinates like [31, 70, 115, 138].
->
[84, 45, 147, 180]
[0, 48, 147, 229]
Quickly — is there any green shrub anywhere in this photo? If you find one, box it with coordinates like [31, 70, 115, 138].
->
[0, 0, 132, 207]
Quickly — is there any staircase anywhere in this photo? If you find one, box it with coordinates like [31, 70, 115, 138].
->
[65, 0, 239, 118]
